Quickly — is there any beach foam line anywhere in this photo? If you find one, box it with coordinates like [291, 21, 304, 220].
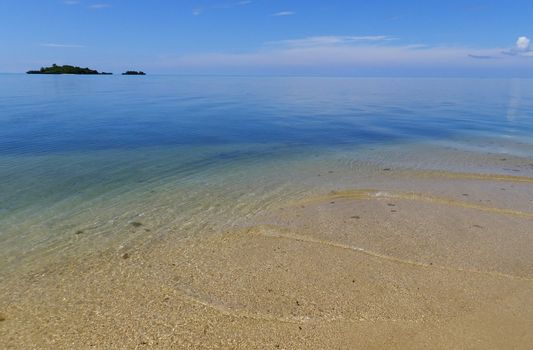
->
[298, 189, 533, 219]
[251, 225, 533, 282]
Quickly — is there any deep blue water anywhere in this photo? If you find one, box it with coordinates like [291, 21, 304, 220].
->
[2, 76, 532, 155]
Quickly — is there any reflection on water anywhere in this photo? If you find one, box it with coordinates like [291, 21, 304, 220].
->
[507, 79, 523, 123]
[1, 76, 533, 274]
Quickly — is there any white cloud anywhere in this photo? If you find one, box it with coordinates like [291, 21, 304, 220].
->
[516, 36, 530, 51]
[40, 43, 85, 48]
[273, 11, 295, 17]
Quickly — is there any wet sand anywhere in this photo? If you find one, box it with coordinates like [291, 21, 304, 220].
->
[1, 167, 533, 349]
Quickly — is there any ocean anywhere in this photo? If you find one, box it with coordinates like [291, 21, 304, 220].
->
[1, 75, 533, 276]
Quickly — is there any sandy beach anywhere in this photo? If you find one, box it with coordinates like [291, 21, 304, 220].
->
[2, 162, 533, 349]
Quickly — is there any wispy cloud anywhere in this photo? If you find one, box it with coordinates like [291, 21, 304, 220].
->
[468, 54, 497, 60]
[40, 43, 85, 48]
[155, 34, 533, 74]
[272, 11, 295, 17]
[134, 31, 533, 77]
[89, 3, 111, 9]
[192, 0, 251, 16]
[162, 46, 480, 67]
[269, 35, 395, 48]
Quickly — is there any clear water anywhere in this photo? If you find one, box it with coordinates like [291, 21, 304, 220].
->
[1, 75, 533, 274]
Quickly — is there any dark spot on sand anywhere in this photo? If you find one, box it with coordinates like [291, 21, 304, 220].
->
[330, 201, 335, 204]
[391, 210, 397, 213]
[299, 326, 302, 330]
[131, 222, 143, 228]
[352, 279, 355, 283]
[121, 253, 130, 259]
[296, 300, 300, 306]
[0, 314, 5, 322]
[501, 188, 506, 191]
[75, 230, 84, 235]
[429, 262, 433, 266]
[382, 168, 391, 171]
[500, 158, 507, 161]
[462, 194, 469, 197]
[387, 203, 396, 207]
[144, 228, 151, 232]
[473, 224, 483, 229]
[328, 171, 334, 174]
[351, 216, 360, 219]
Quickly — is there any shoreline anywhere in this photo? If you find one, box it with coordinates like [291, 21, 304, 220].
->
[2, 163, 533, 349]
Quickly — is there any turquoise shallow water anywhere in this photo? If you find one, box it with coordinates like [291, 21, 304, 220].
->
[1, 76, 533, 274]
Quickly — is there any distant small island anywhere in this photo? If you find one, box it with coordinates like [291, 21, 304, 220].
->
[27, 64, 112, 75]
[122, 71, 146, 75]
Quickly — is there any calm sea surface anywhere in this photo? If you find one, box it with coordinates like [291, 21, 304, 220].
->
[1, 76, 533, 274]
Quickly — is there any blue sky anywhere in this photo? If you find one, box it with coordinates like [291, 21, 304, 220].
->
[1, 0, 532, 76]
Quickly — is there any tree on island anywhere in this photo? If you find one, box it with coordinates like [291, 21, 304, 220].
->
[26, 64, 112, 75]
[122, 71, 146, 75]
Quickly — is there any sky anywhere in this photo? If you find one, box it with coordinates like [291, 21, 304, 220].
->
[0, 0, 532, 76]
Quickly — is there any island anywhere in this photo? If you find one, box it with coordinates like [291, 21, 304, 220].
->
[122, 71, 146, 75]
[26, 64, 112, 75]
